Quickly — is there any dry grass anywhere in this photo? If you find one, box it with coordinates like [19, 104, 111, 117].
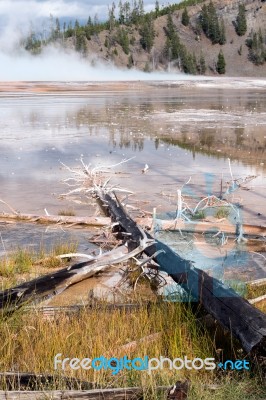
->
[58, 209, 76, 217]
[0, 301, 265, 398]
[0, 248, 34, 277]
[0, 302, 216, 387]
[0, 241, 78, 289]
[0, 244, 265, 397]
[214, 207, 230, 219]
[246, 283, 266, 300]
[246, 283, 266, 313]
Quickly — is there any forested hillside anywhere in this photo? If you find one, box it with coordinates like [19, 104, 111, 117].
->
[23, 0, 266, 76]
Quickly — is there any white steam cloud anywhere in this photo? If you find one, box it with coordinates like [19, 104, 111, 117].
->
[0, 0, 192, 82]
[0, 46, 195, 81]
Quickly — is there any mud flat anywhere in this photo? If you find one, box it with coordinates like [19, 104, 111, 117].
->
[0, 77, 266, 96]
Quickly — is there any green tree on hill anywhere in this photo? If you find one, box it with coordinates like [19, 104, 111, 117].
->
[200, 2, 226, 45]
[181, 49, 197, 73]
[246, 28, 266, 65]
[216, 50, 226, 74]
[181, 7, 190, 26]
[131, 0, 144, 25]
[24, 32, 42, 54]
[75, 31, 87, 54]
[235, 4, 247, 36]
[139, 15, 155, 52]
[155, 0, 160, 18]
[116, 27, 130, 54]
[108, 2, 116, 32]
[219, 19, 226, 45]
[198, 52, 206, 74]
[164, 13, 197, 74]
[165, 13, 181, 59]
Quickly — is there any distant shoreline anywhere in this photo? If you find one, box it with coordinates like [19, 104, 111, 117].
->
[0, 77, 266, 95]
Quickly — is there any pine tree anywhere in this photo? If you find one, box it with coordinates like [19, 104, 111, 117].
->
[65, 21, 74, 38]
[165, 13, 181, 60]
[246, 29, 266, 65]
[139, 15, 155, 52]
[200, 2, 225, 45]
[166, 12, 175, 40]
[199, 53, 206, 74]
[54, 18, 61, 40]
[235, 4, 247, 36]
[219, 19, 226, 45]
[216, 50, 226, 74]
[118, 1, 125, 24]
[155, 0, 160, 18]
[180, 48, 196, 74]
[124, 1, 131, 24]
[200, 5, 209, 36]
[116, 27, 130, 54]
[181, 7, 190, 26]
[108, 2, 116, 32]
[75, 31, 87, 54]
[127, 54, 134, 68]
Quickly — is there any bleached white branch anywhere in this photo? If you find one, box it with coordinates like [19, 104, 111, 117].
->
[0, 199, 18, 215]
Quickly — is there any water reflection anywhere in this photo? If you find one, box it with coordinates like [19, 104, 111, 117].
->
[0, 87, 265, 218]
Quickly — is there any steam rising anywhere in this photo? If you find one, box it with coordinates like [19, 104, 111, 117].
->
[0, 2, 189, 82]
[0, 46, 190, 81]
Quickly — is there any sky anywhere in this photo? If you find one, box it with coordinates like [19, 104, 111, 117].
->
[0, 0, 181, 25]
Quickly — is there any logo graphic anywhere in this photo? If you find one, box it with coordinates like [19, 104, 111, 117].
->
[54, 354, 250, 374]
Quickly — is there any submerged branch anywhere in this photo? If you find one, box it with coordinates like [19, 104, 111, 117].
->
[1, 212, 265, 238]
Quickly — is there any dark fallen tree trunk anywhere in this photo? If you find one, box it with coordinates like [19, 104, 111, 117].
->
[0, 372, 93, 391]
[97, 191, 266, 356]
[0, 386, 172, 400]
[0, 258, 99, 312]
[0, 244, 147, 312]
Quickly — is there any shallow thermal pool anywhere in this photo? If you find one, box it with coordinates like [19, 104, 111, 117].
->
[0, 81, 265, 299]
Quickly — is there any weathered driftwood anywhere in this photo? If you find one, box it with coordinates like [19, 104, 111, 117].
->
[0, 382, 224, 400]
[0, 241, 151, 311]
[0, 382, 189, 400]
[0, 212, 110, 227]
[167, 380, 190, 400]
[249, 295, 266, 305]
[1, 212, 265, 238]
[0, 388, 145, 400]
[247, 278, 266, 287]
[0, 373, 92, 391]
[106, 332, 162, 357]
[96, 191, 266, 356]
[25, 302, 151, 318]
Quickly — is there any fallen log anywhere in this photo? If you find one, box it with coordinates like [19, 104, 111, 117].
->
[0, 388, 145, 400]
[0, 382, 224, 400]
[249, 295, 266, 305]
[0, 212, 110, 227]
[247, 278, 266, 287]
[106, 332, 162, 357]
[0, 240, 151, 311]
[96, 191, 266, 356]
[25, 302, 151, 318]
[0, 386, 171, 400]
[0, 372, 92, 391]
[1, 212, 265, 238]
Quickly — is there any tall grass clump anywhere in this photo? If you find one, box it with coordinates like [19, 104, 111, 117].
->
[0, 247, 34, 277]
[0, 301, 215, 388]
[0, 299, 265, 397]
